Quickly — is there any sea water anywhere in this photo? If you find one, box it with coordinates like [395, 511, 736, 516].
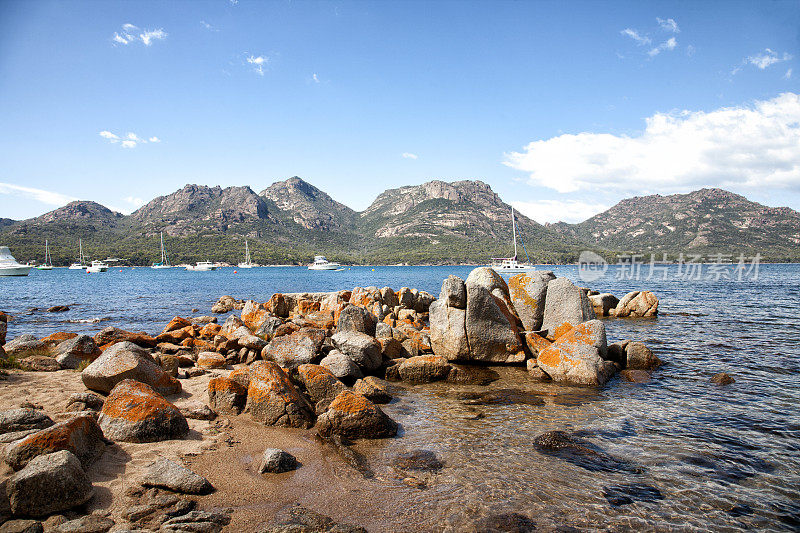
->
[1, 264, 799, 530]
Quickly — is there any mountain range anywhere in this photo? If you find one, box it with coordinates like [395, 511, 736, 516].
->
[2, 178, 799, 265]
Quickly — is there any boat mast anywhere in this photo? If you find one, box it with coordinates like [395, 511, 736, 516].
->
[160, 232, 166, 263]
[511, 207, 518, 260]
[79, 239, 83, 264]
[245, 240, 250, 264]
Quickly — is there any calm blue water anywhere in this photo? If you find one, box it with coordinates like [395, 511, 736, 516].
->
[2, 264, 799, 530]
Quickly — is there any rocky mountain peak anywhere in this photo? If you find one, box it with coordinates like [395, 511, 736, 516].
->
[29, 201, 123, 225]
[260, 176, 355, 231]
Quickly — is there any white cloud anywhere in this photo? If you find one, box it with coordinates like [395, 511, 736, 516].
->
[620, 28, 650, 46]
[786, 68, 793, 80]
[246, 54, 269, 76]
[0, 182, 78, 207]
[503, 92, 800, 196]
[111, 24, 167, 46]
[657, 17, 680, 33]
[512, 199, 610, 224]
[402, 152, 418, 160]
[99, 130, 161, 148]
[648, 37, 677, 57]
[140, 29, 167, 46]
[200, 21, 217, 31]
[746, 48, 792, 70]
[312, 73, 320, 83]
[229, 0, 238, 4]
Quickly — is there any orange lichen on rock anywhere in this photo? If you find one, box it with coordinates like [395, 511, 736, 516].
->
[4, 415, 105, 471]
[40, 332, 78, 345]
[241, 300, 271, 331]
[98, 379, 188, 442]
[549, 321, 577, 341]
[162, 316, 192, 334]
[508, 274, 538, 313]
[298, 299, 321, 315]
[525, 332, 552, 357]
[327, 390, 373, 415]
[199, 323, 222, 338]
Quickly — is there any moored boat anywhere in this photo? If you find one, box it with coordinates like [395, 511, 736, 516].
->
[0, 246, 32, 276]
[308, 255, 341, 270]
[187, 261, 217, 271]
[36, 240, 53, 270]
[87, 260, 109, 273]
[69, 239, 88, 270]
[490, 207, 536, 273]
[152, 232, 172, 269]
[238, 240, 254, 268]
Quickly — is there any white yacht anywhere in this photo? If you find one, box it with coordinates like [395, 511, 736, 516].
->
[491, 207, 537, 273]
[69, 239, 88, 270]
[308, 255, 341, 270]
[87, 260, 109, 273]
[0, 246, 32, 276]
[36, 240, 53, 270]
[186, 261, 216, 271]
[238, 240, 254, 268]
[152, 232, 172, 269]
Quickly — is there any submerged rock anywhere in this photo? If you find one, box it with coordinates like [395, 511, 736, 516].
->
[534, 430, 638, 473]
[259, 504, 366, 533]
[469, 513, 536, 533]
[602, 483, 664, 507]
[459, 389, 545, 406]
[391, 450, 444, 472]
[620, 369, 651, 383]
[710, 372, 735, 385]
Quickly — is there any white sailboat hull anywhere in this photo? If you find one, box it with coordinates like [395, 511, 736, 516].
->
[237, 264, 253, 268]
[68, 264, 86, 270]
[151, 265, 172, 269]
[308, 263, 341, 270]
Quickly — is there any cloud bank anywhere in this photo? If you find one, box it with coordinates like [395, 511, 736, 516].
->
[512, 199, 610, 225]
[0, 182, 78, 206]
[503, 93, 800, 195]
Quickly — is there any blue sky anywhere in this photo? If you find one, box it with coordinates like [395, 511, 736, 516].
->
[1, 0, 798, 223]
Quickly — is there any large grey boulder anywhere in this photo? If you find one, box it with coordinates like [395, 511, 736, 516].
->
[336, 305, 376, 336]
[625, 341, 662, 370]
[541, 277, 595, 335]
[439, 275, 467, 308]
[254, 316, 284, 340]
[0, 409, 53, 435]
[98, 380, 188, 443]
[246, 361, 315, 428]
[53, 335, 99, 369]
[81, 341, 181, 395]
[428, 299, 469, 361]
[207, 377, 247, 415]
[6, 451, 93, 517]
[140, 458, 213, 494]
[331, 331, 382, 372]
[508, 271, 556, 331]
[464, 282, 525, 364]
[262, 334, 318, 371]
[3, 336, 46, 359]
[297, 364, 347, 414]
[535, 320, 615, 386]
[319, 350, 363, 382]
[398, 355, 452, 383]
[4, 415, 105, 471]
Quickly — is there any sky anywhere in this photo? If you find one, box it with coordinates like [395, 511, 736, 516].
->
[0, 0, 798, 224]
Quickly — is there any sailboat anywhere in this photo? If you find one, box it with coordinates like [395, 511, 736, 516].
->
[0, 246, 32, 276]
[490, 207, 537, 273]
[68, 240, 88, 270]
[238, 240, 254, 268]
[152, 232, 172, 269]
[35, 240, 53, 270]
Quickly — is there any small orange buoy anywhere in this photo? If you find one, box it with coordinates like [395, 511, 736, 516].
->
[234, 270, 237, 274]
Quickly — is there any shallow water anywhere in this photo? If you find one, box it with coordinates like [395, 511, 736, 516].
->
[2, 264, 799, 531]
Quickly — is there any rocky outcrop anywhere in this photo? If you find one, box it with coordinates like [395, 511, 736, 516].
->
[98, 380, 189, 443]
[246, 361, 315, 428]
[53, 335, 100, 369]
[5, 451, 94, 517]
[535, 320, 615, 386]
[207, 377, 247, 415]
[4, 415, 105, 471]
[541, 277, 596, 335]
[262, 334, 318, 371]
[316, 391, 397, 440]
[81, 341, 181, 395]
[614, 291, 659, 318]
[398, 356, 452, 384]
[508, 271, 555, 331]
[464, 275, 525, 364]
[331, 331, 382, 372]
[588, 293, 620, 317]
[297, 364, 346, 414]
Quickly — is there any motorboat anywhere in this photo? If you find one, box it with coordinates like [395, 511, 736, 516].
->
[186, 261, 216, 271]
[238, 240, 254, 268]
[36, 240, 53, 270]
[87, 260, 109, 273]
[0, 246, 32, 276]
[490, 207, 537, 273]
[69, 239, 88, 270]
[308, 255, 341, 270]
[152, 232, 172, 269]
